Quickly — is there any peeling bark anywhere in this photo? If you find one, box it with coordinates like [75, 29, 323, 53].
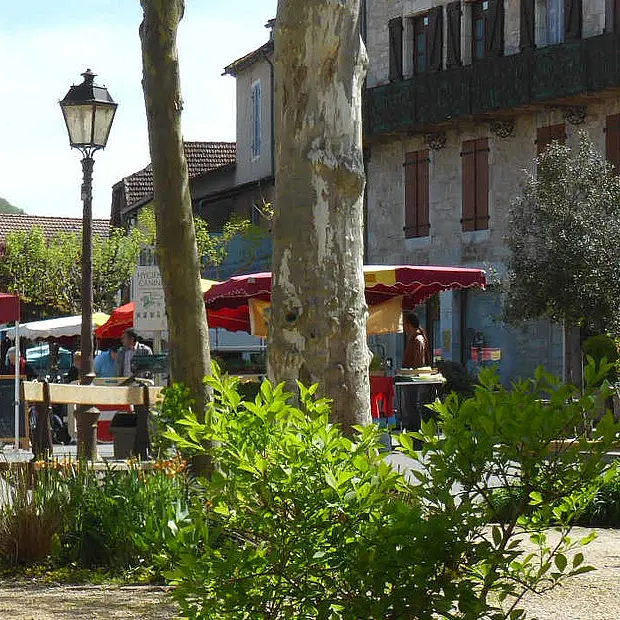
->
[139, 1, 211, 418]
[269, 0, 371, 431]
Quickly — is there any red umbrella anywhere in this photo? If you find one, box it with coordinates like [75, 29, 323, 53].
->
[204, 265, 486, 333]
[95, 302, 134, 340]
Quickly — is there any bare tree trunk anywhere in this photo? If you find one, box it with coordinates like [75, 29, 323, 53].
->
[139, 1, 211, 419]
[269, 0, 371, 432]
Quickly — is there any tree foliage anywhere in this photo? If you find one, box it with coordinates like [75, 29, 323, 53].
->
[0, 226, 143, 317]
[505, 134, 620, 335]
[137, 206, 255, 278]
[161, 360, 619, 619]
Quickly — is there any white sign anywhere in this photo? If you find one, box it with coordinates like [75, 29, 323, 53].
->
[133, 265, 168, 332]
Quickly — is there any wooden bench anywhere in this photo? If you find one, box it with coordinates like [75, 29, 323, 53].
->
[22, 381, 163, 460]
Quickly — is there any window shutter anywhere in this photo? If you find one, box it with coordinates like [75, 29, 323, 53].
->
[388, 18, 404, 81]
[428, 7, 444, 73]
[474, 139, 489, 230]
[520, 0, 536, 49]
[486, 0, 505, 57]
[404, 152, 418, 237]
[446, 2, 462, 68]
[404, 151, 430, 238]
[462, 139, 489, 231]
[461, 140, 477, 232]
[606, 114, 620, 173]
[564, 0, 582, 40]
[417, 150, 430, 237]
[536, 123, 565, 155]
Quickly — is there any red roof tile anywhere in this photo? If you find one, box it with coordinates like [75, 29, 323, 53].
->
[0, 214, 110, 242]
[120, 141, 236, 209]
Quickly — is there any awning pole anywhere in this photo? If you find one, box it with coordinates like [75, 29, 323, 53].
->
[14, 320, 20, 450]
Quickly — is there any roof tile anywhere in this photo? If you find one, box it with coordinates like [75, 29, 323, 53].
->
[0, 214, 109, 242]
[121, 141, 236, 209]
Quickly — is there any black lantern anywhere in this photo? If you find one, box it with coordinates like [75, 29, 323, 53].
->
[60, 69, 117, 154]
[59, 69, 117, 460]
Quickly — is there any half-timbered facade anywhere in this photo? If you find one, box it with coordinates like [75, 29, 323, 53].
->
[363, 0, 620, 383]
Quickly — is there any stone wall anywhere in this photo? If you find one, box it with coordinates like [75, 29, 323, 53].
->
[366, 98, 620, 382]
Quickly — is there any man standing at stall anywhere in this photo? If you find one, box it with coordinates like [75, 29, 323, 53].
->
[115, 328, 153, 377]
[402, 312, 431, 369]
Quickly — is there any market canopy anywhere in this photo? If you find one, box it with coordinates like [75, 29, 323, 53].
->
[4, 312, 109, 341]
[0, 294, 20, 324]
[95, 279, 220, 341]
[204, 265, 486, 335]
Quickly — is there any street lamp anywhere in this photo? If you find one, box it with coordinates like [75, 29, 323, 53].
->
[60, 69, 117, 458]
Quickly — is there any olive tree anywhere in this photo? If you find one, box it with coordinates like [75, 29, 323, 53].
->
[505, 133, 620, 381]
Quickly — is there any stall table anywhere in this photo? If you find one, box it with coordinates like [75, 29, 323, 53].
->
[394, 374, 446, 433]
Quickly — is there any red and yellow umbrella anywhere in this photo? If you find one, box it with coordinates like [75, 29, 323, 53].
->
[203, 265, 486, 335]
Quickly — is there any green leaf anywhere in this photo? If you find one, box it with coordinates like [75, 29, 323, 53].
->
[554, 553, 567, 572]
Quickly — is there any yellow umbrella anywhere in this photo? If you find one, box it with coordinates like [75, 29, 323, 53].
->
[201, 279, 220, 293]
[92, 312, 110, 327]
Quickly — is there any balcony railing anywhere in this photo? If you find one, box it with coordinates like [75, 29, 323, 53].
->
[365, 33, 620, 136]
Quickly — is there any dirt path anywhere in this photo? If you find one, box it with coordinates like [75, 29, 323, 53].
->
[0, 582, 178, 619]
[0, 527, 619, 619]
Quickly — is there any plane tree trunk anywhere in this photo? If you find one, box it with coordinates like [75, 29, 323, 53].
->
[269, 0, 371, 432]
[138, 0, 212, 423]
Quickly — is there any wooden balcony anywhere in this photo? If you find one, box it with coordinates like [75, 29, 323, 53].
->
[365, 33, 620, 137]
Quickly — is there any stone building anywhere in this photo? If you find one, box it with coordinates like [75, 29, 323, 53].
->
[363, 0, 620, 382]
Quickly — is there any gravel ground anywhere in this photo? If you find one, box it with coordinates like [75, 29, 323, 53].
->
[518, 527, 620, 619]
[0, 528, 618, 619]
[0, 582, 178, 619]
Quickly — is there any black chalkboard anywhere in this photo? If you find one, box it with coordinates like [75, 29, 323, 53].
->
[0, 376, 26, 441]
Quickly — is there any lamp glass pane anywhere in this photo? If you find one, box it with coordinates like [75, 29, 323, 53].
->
[92, 105, 116, 147]
[62, 104, 94, 146]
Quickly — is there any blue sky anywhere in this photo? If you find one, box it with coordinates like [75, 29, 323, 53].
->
[0, 0, 277, 218]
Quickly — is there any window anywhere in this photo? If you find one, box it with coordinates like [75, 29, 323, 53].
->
[412, 7, 443, 74]
[471, 0, 504, 61]
[388, 17, 404, 81]
[546, 0, 565, 44]
[536, 123, 566, 155]
[472, 2, 488, 61]
[461, 138, 489, 231]
[251, 80, 262, 159]
[404, 149, 430, 238]
[414, 15, 429, 74]
[606, 114, 620, 174]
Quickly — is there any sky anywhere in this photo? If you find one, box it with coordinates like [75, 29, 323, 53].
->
[0, 0, 277, 219]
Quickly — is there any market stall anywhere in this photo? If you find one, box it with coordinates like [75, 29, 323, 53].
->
[203, 265, 487, 431]
[203, 265, 486, 335]
[4, 312, 109, 342]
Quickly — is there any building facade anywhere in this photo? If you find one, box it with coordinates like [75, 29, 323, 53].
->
[363, 0, 620, 382]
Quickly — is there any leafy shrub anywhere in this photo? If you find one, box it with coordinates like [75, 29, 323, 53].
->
[582, 334, 618, 382]
[162, 360, 620, 620]
[0, 465, 64, 566]
[55, 459, 190, 572]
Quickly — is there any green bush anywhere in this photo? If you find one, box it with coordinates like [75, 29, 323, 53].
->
[0, 460, 192, 575]
[0, 465, 64, 566]
[582, 334, 618, 383]
[56, 460, 190, 572]
[162, 360, 620, 620]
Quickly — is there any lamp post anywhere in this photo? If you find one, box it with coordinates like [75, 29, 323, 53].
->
[60, 69, 117, 459]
